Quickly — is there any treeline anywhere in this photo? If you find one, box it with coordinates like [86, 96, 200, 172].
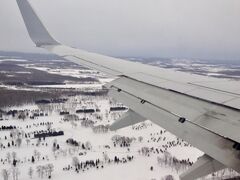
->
[0, 88, 60, 108]
[0, 63, 99, 86]
[0, 87, 109, 108]
[67, 89, 108, 96]
[0, 125, 16, 131]
[34, 130, 64, 139]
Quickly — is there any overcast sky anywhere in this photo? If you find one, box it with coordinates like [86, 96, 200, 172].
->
[0, 0, 240, 60]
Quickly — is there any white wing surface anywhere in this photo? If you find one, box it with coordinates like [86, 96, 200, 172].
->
[15, 0, 240, 179]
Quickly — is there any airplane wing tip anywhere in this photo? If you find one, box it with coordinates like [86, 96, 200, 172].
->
[16, 0, 60, 47]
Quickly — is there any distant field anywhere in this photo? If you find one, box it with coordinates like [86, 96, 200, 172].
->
[125, 57, 240, 79]
[0, 51, 99, 108]
[0, 63, 98, 86]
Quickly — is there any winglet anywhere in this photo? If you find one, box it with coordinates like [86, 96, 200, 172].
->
[16, 0, 59, 47]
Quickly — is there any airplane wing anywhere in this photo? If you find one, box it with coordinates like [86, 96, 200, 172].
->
[16, 0, 240, 179]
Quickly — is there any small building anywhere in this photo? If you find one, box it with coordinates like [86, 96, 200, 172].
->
[110, 106, 128, 112]
[76, 109, 95, 114]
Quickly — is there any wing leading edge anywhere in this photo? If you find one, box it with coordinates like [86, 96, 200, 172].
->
[15, 0, 240, 179]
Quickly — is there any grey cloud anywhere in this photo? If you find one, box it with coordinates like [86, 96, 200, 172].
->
[0, 0, 240, 60]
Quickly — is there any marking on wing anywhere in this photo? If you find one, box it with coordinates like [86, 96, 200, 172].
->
[61, 55, 123, 75]
[188, 82, 240, 96]
[122, 75, 240, 111]
[121, 73, 240, 110]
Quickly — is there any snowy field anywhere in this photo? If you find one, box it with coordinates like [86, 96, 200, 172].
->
[0, 92, 204, 180]
[128, 58, 240, 79]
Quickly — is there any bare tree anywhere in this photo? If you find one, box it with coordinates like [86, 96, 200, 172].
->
[33, 150, 41, 161]
[52, 145, 57, 155]
[103, 152, 109, 163]
[36, 138, 41, 146]
[72, 157, 79, 169]
[6, 152, 11, 164]
[71, 121, 77, 128]
[138, 136, 143, 143]
[36, 166, 42, 178]
[18, 112, 26, 121]
[26, 138, 30, 146]
[36, 152, 41, 161]
[46, 164, 54, 178]
[28, 167, 34, 179]
[12, 152, 17, 160]
[85, 141, 92, 150]
[40, 166, 45, 179]
[163, 175, 174, 180]
[12, 168, 20, 180]
[2, 169, 10, 180]
[21, 130, 25, 138]
[0, 142, 3, 150]
[10, 130, 17, 139]
[16, 137, 22, 147]
[46, 123, 52, 131]
[52, 139, 58, 154]
[53, 139, 57, 146]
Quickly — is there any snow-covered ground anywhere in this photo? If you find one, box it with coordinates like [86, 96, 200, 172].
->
[1, 86, 238, 180]
[0, 59, 28, 62]
[21, 64, 114, 84]
[35, 84, 103, 89]
[0, 94, 205, 180]
[133, 58, 240, 79]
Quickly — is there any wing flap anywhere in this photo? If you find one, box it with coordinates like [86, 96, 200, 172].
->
[106, 76, 240, 143]
[107, 83, 240, 173]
